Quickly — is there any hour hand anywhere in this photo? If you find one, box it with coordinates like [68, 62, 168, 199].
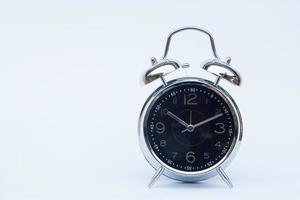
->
[165, 109, 189, 128]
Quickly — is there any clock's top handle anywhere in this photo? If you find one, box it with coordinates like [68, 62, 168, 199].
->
[162, 26, 220, 60]
[143, 27, 241, 86]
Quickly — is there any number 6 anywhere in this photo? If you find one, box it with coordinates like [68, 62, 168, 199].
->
[186, 151, 196, 163]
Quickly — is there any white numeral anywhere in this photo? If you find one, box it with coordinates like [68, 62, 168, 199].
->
[184, 93, 198, 105]
[172, 152, 178, 159]
[186, 151, 196, 163]
[160, 140, 166, 147]
[155, 122, 165, 134]
[204, 152, 210, 159]
[214, 122, 225, 134]
[214, 141, 221, 148]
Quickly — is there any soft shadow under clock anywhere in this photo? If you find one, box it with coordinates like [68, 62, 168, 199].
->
[154, 179, 227, 189]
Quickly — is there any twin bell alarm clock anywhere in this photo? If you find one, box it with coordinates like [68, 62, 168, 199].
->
[138, 27, 243, 188]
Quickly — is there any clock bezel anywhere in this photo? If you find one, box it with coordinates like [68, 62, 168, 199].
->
[138, 77, 243, 182]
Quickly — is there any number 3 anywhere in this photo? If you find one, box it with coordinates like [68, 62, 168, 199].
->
[214, 122, 225, 134]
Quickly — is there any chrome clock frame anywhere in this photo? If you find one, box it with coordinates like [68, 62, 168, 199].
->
[138, 78, 242, 187]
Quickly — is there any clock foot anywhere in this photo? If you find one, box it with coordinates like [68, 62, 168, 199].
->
[148, 166, 165, 188]
[217, 167, 233, 188]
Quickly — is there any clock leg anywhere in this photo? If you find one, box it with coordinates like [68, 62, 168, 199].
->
[148, 166, 165, 188]
[217, 167, 233, 188]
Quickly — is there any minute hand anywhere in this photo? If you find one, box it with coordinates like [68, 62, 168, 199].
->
[193, 113, 223, 128]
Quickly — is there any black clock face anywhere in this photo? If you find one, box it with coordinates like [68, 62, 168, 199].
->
[144, 82, 237, 172]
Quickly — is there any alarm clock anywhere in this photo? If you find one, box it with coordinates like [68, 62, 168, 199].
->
[138, 27, 242, 188]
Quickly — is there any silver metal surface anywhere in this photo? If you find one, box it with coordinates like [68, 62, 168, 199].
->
[217, 167, 233, 188]
[159, 26, 241, 87]
[148, 166, 165, 188]
[162, 27, 220, 60]
[151, 57, 158, 65]
[140, 26, 243, 186]
[203, 59, 241, 86]
[138, 77, 243, 182]
[160, 76, 167, 86]
[143, 59, 181, 85]
[214, 76, 221, 86]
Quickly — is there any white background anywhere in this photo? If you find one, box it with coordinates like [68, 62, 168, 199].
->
[0, 0, 299, 199]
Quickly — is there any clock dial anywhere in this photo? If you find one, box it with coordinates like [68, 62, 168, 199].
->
[144, 82, 237, 172]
